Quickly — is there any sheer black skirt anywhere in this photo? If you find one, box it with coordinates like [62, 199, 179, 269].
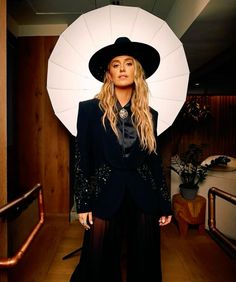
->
[70, 193, 162, 282]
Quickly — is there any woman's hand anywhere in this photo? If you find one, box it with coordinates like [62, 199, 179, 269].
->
[159, 215, 172, 226]
[78, 212, 93, 230]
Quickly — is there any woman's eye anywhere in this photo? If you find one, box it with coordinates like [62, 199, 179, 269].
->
[112, 63, 119, 68]
[126, 61, 133, 66]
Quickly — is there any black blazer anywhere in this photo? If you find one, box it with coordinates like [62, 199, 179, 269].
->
[73, 98, 171, 219]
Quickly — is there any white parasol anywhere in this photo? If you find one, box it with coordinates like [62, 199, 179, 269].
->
[47, 5, 189, 136]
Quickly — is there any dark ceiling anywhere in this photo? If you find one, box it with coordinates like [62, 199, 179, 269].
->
[7, 0, 236, 95]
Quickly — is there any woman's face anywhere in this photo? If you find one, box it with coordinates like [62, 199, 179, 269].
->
[107, 55, 135, 89]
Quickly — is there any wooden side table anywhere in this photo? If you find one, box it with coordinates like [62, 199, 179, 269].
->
[172, 193, 206, 237]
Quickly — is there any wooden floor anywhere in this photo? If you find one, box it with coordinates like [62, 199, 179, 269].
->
[7, 215, 236, 282]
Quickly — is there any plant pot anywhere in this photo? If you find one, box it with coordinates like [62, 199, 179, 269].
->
[179, 184, 199, 200]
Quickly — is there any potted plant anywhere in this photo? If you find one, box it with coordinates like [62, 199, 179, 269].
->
[171, 144, 230, 200]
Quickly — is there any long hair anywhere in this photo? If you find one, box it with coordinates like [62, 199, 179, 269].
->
[95, 58, 156, 154]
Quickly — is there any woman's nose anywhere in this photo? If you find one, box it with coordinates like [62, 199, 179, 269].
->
[120, 64, 125, 71]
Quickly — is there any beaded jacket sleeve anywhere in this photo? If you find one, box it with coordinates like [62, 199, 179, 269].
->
[146, 109, 172, 215]
[73, 101, 93, 213]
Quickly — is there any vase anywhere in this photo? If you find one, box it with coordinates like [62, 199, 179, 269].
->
[179, 184, 199, 200]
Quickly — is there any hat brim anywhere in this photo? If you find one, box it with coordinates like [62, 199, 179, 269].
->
[89, 40, 160, 82]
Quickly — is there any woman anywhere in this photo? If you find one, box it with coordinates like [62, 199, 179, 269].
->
[70, 37, 172, 282]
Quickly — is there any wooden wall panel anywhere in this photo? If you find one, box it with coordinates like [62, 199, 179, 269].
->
[0, 0, 8, 280]
[16, 36, 70, 214]
[170, 95, 236, 161]
[0, 0, 7, 207]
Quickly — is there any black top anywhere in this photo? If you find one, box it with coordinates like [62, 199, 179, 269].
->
[116, 101, 137, 158]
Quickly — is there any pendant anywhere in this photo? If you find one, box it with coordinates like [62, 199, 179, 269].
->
[119, 108, 128, 119]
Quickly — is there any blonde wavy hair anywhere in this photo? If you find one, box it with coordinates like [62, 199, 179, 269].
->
[95, 58, 156, 154]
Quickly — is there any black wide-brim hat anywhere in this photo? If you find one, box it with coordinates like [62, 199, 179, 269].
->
[89, 37, 160, 82]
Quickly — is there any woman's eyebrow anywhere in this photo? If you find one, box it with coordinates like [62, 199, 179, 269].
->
[111, 59, 120, 64]
[111, 57, 134, 64]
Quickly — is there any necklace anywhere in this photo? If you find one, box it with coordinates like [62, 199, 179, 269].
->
[119, 108, 128, 119]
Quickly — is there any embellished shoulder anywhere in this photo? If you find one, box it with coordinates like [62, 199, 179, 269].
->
[79, 98, 100, 111]
[149, 106, 158, 119]
[149, 106, 158, 133]
[77, 98, 102, 127]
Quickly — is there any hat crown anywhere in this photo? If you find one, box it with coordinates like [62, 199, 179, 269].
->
[114, 37, 131, 45]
